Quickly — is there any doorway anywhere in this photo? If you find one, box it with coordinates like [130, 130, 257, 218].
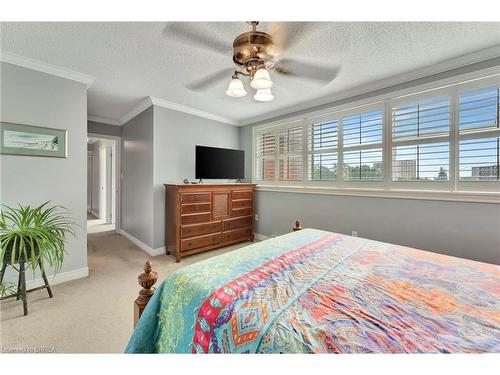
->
[87, 135, 120, 234]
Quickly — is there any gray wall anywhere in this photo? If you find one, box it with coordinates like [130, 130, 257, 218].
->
[121, 107, 154, 247]
[0, 62, 88, 278]
[88, 120, 122, 138]
[120, 105, 239, 249]
[152, 106, 240, 248]
[239, 60, 500, 265]
[254, 191, 499, 264]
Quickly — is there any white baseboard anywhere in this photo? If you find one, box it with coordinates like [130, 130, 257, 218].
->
[117, 229, 165, 257]
[254, 233, 270, 241]
[25, 267, 89, 289]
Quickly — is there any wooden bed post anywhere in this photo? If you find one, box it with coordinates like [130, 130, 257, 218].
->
[134, 261, 158, 327]
[293, 220, 302, 231]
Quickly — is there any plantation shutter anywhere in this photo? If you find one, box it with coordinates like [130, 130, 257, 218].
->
[342, 110, 383, 181]
[458, 85, 500, 181]
[277, 126, 303, 181]
[391, 96, 450, 181]
[255, 132, 276, 181]
[308, 120, 338, 181]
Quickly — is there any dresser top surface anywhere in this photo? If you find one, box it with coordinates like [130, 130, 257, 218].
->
[164, 183, 255, 188]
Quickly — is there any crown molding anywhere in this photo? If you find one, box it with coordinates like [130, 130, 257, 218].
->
[239, 45, 500, 126]
[119, 97, 153, 125]
[0, 51, 95, 88]
[87, 115, 120, 126]
[149, 96, 239, 126]
[119, 96, 239, 126]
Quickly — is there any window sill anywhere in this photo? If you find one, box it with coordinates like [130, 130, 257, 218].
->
[254, 184, 500, 204]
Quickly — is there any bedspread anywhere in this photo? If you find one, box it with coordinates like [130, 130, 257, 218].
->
[126, 229, 500, 353]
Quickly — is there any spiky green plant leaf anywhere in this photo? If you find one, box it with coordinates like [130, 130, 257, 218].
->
[0, 202, 75, 275]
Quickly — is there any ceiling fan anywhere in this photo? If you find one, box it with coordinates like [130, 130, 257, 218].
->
[167, 22, 339, 102]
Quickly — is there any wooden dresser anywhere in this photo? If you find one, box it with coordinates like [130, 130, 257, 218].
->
[164, 184, 256, 262]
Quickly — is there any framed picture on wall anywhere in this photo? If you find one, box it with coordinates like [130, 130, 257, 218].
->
[0, 122, 67, 158]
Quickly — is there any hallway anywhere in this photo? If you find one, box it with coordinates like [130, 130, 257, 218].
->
[87, 212, 115, 234]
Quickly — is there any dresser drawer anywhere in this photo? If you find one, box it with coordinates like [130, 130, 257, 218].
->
[181, 221, 221, 239]
[181, 233, 220, 252]
[181, 203, 211, 214]
[231, 199, 252, 209]
[180, 212, 211, 225]
[232, 190, 252, 200]
[181, 192, 211, 203]
[231, 207, 252, 217]
[222, 227, 252, 242]
[223, 216, 253, 231]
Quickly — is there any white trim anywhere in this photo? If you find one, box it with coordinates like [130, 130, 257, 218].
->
[252, 74, 500, 197]
[250, 69, 500, 134]
[149, 96, 238, 126]
[117, 229, 165, 257]
[256, 185, 500, 204]
[25, 267, 89, 289]
[119, 97, 153, 125]
[0, 51, 95, 88]
[87, 133, 122, 231]
[90, 210, 100, 218]
[254, 233, 271, 241]
[241, 47, 500, 126]
[118, 96, 239, 126]
[88, 115, 121, 126]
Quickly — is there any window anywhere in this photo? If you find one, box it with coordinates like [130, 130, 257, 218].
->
[255, 132, 276, 181]
[392, 96, 450, 181]
[458, 85, 500, 181]
[277, 126, 303, 181]
[308, 120, 338, 181]
[342, 111, 383, 181]
[252, 73, 500, 199]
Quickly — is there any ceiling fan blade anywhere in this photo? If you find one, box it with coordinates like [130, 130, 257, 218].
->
[266, 22, 318, 54]
[186, 68, 234, 91]
[163, 23, 231, 56]
[274, 58, 340, 84]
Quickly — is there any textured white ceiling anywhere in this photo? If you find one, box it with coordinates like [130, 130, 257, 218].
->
[1, 22, 500, 126]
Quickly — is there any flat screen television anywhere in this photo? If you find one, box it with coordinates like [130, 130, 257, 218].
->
[195, 146, 244, 180]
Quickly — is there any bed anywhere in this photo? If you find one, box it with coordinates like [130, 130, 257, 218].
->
[126, 225, 500, 353]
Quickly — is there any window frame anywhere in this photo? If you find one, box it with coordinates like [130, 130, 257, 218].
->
[251, 68, 500, 202]
[388, 87, 454, 191]
[455, 77, 500, 192]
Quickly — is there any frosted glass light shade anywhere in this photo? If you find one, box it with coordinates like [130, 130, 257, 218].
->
[250, 68, 273, 89]
[225, 77, 247, 97]
[254, 88, 274, 102]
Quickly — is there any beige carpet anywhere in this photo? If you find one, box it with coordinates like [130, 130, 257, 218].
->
[0, 231, 249, 353]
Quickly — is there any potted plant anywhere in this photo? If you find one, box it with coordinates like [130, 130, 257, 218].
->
[0, 202, 75, 296]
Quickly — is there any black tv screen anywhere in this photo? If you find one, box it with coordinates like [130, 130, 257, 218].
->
[195, 146, 244, 179]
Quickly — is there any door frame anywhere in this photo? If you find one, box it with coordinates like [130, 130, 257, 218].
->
[88, 133, 122, 231]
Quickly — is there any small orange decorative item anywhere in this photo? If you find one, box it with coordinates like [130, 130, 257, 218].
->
[293, 220, 302, 232]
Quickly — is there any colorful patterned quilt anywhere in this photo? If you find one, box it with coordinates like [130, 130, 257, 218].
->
[125, 229, 500, 353]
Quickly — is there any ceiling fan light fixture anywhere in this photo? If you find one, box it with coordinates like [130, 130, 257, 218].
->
[225, 76, 247, 97]
[254, 88, 274, 102]
[250, 67, 273, 90]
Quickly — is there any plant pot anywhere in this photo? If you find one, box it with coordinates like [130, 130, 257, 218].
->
[1, 240, 40, 265]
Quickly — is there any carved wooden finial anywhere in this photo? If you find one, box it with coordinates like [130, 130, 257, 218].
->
[134, 261, 159, 327]
[293, 220, 302, 232]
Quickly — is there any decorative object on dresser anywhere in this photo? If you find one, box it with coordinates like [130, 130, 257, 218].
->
[164, 184, 256, 262]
